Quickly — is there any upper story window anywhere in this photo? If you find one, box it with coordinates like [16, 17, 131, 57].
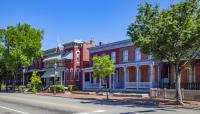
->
[76, 69, 80, 81]
[123, 50, 128, 62]
[135, 48, 141, 61]
[76, 51, 80, 62]
[111, 52, 116, 63]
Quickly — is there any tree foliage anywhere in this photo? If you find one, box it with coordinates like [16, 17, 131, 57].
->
[30, 71, 42, 93]
[0, 23, 44, 87]
[93, 55, 115, 80]
[127, 0, 200, 104]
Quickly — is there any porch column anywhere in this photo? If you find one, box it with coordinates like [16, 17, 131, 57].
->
[150, 63, 154, 88]
[99, 78, 102, 89]
[123, 66, 127, 89]
[60, 71, 62, 85]
[109, 75, 111, 89]
[158, 64, 160, 88]
[136, 65, 139, 91]
[82, 71, 85, 90]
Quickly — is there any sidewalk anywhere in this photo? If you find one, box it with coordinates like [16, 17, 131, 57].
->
[36, 92, 200, 110]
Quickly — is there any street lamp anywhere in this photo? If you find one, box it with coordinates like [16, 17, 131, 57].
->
[22, 66, 26, 86]
[53, 63, 57, 95]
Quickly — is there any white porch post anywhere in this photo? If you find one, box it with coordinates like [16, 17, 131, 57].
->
[150, 63, 154, 88]
[158, 64, 160, 88]
[82, 71, 85, 90]
[136, 65, 139, 91]
[109, 75, 111, 89]
[123, 66, 127, 89]
[60, 71, 62, 85]
[99, 78, 101, 89]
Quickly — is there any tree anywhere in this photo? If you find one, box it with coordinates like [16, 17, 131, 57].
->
[30, 71, 42, 94]
[0, 23, 44, 88]
[127, 0, 200, 105]
[93, 55, 115, 100]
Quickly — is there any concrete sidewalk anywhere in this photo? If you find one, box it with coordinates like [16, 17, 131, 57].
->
[36, 92, 200, 110]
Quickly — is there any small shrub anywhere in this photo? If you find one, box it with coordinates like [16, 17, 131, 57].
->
[18, 85, 26, 93]
[32, 86, 37, 94]
[0, 84, 6, 91]
[50, 85, 64, 93]
[68, 85, 74, 92]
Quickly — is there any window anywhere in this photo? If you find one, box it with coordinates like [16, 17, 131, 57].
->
[70, 68, 73, 81]
[148, 55, 152, 60]
[135, 48, 141, 61]
[76, 51, 80, 62]
[123, 50, 128, 62]
[111, 52, 116, 63]
[76, 69, 80, 81]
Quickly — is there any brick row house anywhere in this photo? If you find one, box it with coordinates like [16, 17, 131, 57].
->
[26, 39, 200, 91]
[82, 39, 200, 91]
[82, 39, 160, 91]
[26, 40, 95, 89]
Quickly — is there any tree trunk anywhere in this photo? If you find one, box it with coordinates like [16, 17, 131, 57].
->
[105, 79, 109, 100]
[175, 63, 184, 105]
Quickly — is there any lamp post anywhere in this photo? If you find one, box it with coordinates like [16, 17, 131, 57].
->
[22, 66, 26, 86]
[54, 63, 57, 95]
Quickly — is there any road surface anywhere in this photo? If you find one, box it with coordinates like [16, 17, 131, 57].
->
[0, 93, 199, 114]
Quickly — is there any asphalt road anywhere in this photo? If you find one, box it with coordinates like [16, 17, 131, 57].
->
[0, 93, 200, 114]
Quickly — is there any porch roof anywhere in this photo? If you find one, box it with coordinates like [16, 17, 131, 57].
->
[43, 51, 73, 62]
[41, 70, 60, 78]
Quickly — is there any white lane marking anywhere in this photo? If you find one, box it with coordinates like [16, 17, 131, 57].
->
[76, 110, 107, 114]
[0, 105, 30, 114]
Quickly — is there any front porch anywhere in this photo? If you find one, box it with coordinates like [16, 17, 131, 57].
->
[82, 61, 160, 92]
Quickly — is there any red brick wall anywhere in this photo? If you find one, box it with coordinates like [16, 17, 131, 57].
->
[195, 62, 200, 83]
[140, 65, 149, 82]
[154, 65, 158, 82]
[128, 66, 136, 82]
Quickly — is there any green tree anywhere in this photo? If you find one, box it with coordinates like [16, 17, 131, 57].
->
[30, 71, 42, 94]
[0, 23, 44, 88]
[93, 55, 115, 100]
[127, 0, 200, 105]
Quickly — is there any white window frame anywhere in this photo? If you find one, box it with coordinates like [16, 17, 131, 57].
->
[76, 51, 80, 63]
[111, 52, 116, 63]
[123, 50, 128, 62]
[70, 68, 73, 81]
[135, 48, 141, 61]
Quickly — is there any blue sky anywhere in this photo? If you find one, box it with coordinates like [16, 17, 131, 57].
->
[0, 0, 180, 50]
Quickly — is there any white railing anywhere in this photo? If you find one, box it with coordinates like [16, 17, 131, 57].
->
[84, 82, 99, 89]
[125, 82, 152, 89]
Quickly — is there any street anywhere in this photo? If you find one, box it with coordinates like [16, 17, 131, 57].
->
[0, 93, 200, 114]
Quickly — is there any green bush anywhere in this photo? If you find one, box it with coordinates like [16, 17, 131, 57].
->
[18, 85, 26, 93]
[68, 85, 74, 92]
[50, 85, 64, 93]
[0, 84, 6, 91]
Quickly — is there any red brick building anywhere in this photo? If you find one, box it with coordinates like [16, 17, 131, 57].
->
[82, 39, 160, 91]
[38, 40, 94, 89]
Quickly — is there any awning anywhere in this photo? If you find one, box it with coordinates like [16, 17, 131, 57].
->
[43, 51, 73, 62]
[41, 70, 60, 78]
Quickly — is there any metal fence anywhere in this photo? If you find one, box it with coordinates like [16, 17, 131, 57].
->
[150, 88, 200, 100]
[170, 83, 200, 90]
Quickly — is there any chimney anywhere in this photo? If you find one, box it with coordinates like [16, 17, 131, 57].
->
[99, 42, 104, 46]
